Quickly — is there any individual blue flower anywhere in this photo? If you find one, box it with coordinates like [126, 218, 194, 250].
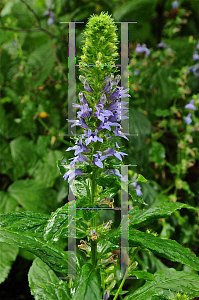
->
[113, 127, 129, 140]
[100, 80, 112, 93]
[135, 184, 143, 196]
[103, 290, 110, 300]
[185, 113, 192, 125]
[63, 169, 86, 182]
[157, 41, 166, 49]
[69, 153, 89, 166]
[172, 0, 178, 9]
[101, 148, 127, 161]
[185, 99, 196, 110]
[77, 103, 92, 120]
[188, 64, 199, 77]
[66, 138, 90, 155]
[135, 43, 150, 57]
[97, 117, 119, 131]
[96, 94, 107, 107]
[84, 80, 93, 93]
[67, 118, 90, 129]
[84, 129, 103, 145]
[104, 169, 122, 178]
[43, 9, 57, 25]
[193, 51, 199, 61]
[94, 106, 113, 123]
[92, 151, 105, 168]
[79, 92, 88, 105]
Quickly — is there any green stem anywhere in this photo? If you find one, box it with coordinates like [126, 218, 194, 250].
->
[90, 168, 98, 267]
[113, 247, 140, 300]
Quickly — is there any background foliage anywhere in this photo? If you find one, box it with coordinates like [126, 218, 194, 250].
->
[0, 0, 199, 299]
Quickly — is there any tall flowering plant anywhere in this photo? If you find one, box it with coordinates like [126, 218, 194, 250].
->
[1, 12, 199, 300]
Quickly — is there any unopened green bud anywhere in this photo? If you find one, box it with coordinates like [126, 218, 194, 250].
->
[129, 261, 138, 271]
[106, 280, 116, 291]
[105, 265, 114, 273]
[105, 273, 114, 283]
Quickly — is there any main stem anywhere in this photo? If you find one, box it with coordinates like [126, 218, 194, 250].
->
[91, 168, 97, 267]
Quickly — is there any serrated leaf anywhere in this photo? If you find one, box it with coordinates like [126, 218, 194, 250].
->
[28, 258, 71, 300]
[0, 228, 78, 274]
[72, 263, 102, 300]
[44, 201, 87, 242]
[129, 189, 147, 205]
[82, 210, 99, 222]
[107, 226, 199, 271]
[123, 269, 199, 300]
[0, 191, 18, 214]
[129, 202, 197, 229]
[0, 243, 18, 284]
[130, 270, 155, 281]
[0, 211, 49, 237]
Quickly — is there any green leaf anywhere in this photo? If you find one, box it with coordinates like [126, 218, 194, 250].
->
[129, 202, 197, 229]
[107, 226, 199, 271]
[0, 191, 18, 214]
[10, 136, 37, 180]
[130, 270, 155, 281]
[29, 150, 61, 188]
[0, 211, 49, 237]
[28, 258, 71, 300]
[44, 201, 87, 243]
[8, 179, 57, 214]
[123, 269, 199, 300]
[129, 189, 147, 205]
[97, 240, 119, 258]
[0, 228, 78, 274]
[0, 243, 18, 284]
[72, 263, 102, 300]
[136, 174, 147, 182]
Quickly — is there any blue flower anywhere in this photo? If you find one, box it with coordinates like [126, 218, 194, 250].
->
[84, 80, 93, 93]
[135, 43, 150, 57]
[92, 151, 105, 168]
[43, 9, 57, 25]
[185, 99, 196, 110]
[79, 92, 88, 105]
[104, 169, 122, 178]
[135, 184, 143, 196]
[63, 169, 86, 182]
[185, 113, 192, 125]
[103, 290, 110, 300]
[193, 51, 199, 61]
[101, 148, 127, 161]
[67, 118, 90, 129]
[66, 139, 90, 155]
[84, 129, 103, 145]
[172, 0, 179, 9]
[157, 41, 166, 49]
[69, 153, 89, 166]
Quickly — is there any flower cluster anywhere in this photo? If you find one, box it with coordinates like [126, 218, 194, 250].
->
[64, 73, 130, 181]
[184, 99, 196, 125]
[188, 41, 199, 77]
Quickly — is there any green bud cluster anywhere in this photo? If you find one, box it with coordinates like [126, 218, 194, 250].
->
[78, 11, 119, 83]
